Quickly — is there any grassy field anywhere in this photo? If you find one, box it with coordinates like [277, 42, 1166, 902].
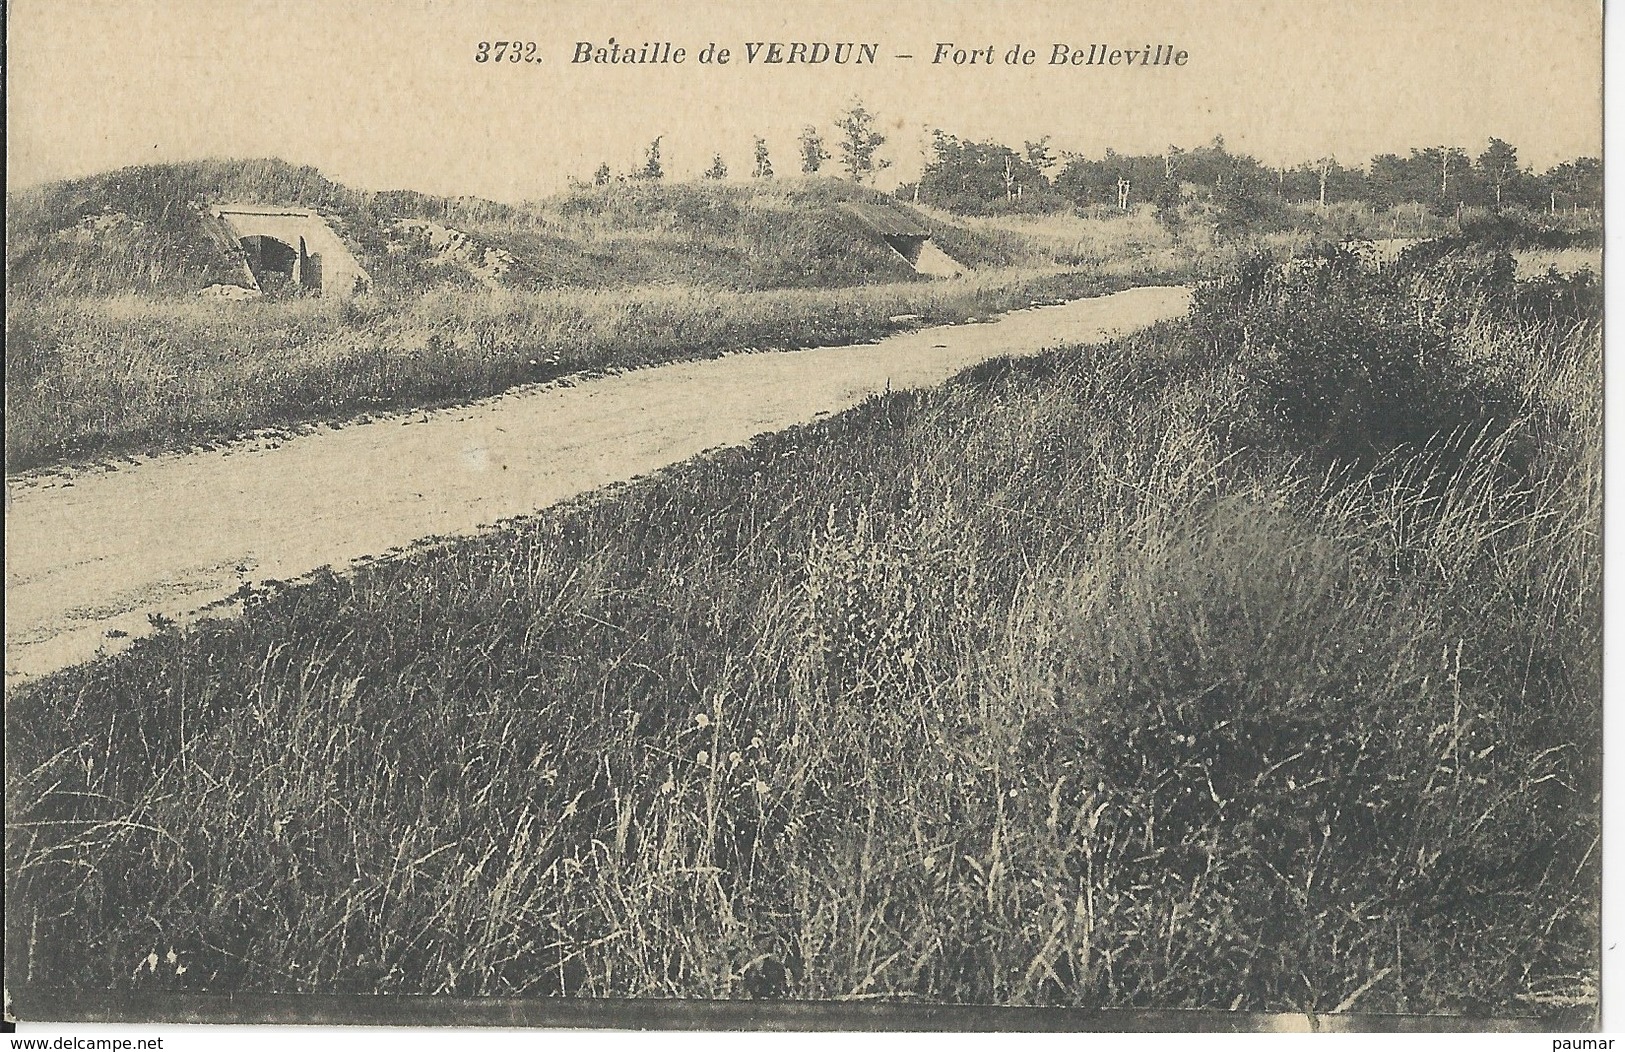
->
[5, 246, 1599, 1013]
[1512, 247, 1602, 280]
[4, 266, 1157, 473]
[916, 197, 1457, 273]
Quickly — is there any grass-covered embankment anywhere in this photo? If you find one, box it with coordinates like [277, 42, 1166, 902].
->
[5, 247, 1599, 1014]
[6, 161, 1041, 297]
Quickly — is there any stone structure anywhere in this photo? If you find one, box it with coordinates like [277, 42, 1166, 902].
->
[837, 201, 966, 278]
[210, 205, 371, 296]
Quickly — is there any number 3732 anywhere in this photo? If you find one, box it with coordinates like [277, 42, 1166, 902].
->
[475, 41, 540, 63]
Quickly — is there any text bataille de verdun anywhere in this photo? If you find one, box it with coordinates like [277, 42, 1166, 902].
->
[571, 39, 1190, 67]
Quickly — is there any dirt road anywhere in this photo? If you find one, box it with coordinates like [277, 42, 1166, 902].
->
[5, 285, 1190, 682]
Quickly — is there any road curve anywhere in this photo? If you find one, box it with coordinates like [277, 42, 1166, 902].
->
[5, 284, 1191, 682]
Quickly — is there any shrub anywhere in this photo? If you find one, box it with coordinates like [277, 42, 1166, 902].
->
[1191, 249, 1517, 463]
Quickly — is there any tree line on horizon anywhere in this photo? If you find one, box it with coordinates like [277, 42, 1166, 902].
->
[576, 98, 1600, 224]
[909, 132, 1601, 219]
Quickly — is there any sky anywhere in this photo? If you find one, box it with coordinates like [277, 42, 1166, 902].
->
[5, 0, 1604, 204]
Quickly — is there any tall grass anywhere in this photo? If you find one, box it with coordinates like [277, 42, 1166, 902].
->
[913, 204, 1200, 277]
[5, 251, 1598, 1013]
[5, 266, 1142, 472]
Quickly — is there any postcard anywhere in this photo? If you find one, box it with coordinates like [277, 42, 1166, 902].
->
[3, 0, 1607, 1039]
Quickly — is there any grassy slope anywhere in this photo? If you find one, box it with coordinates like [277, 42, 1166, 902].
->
[6, 160, 1031, 298]
[7, 160, 381, 297]
[482, 179, 1035, 291]
[6, 251, 1599, 1012]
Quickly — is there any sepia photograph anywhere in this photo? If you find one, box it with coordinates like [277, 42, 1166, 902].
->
[3, 0, 1609, 1039]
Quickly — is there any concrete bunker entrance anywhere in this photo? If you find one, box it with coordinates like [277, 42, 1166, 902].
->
[882, 234, 928, 266]
[835, 202, 966, 279]
[239, 234, 321, 291]
[210, 207, 365, 297]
